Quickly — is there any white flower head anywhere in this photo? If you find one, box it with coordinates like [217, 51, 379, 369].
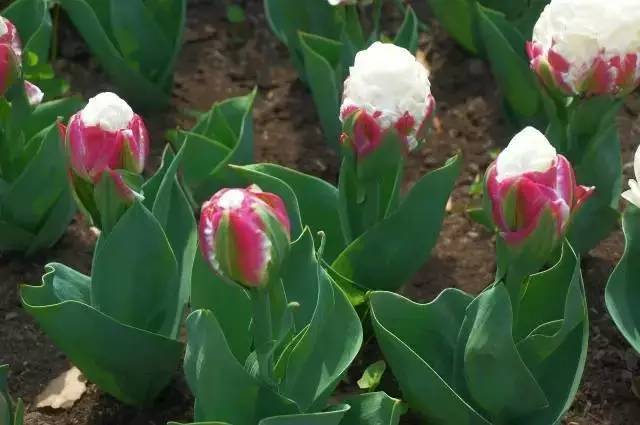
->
[623, 145, 640, 208]
[340, 42, 433, 149]
[496, 127, 557, 181]
[81, 92, 134, 132]
[532, 0, 640, 89]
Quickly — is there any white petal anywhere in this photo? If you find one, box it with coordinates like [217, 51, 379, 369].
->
[80, 92, 134, 132]
[496, 127, 557, 181]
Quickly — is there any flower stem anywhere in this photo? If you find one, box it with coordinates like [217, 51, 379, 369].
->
[251, 286, 275, 387]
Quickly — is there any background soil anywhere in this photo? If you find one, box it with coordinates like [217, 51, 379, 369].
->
[1, 0, 640, 424]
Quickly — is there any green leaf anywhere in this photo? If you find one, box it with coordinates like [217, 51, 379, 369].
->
[357, 360, 386, 392]
[565, 98, 622, 254]
[184, 309, 298, 424]
[57, 0, 185, 109]
[259, 405, 350, 425]
[332, 155, 461, 291]
[299, 32, 343, 151]
[21, 264, 183, 406]
[393, 6, 419, 54]
[190, 253, 252, 363]
[515, 243, 588, 425]
[24, 97, 83, 142]
[278, 229, 363, 412]
[4, 0, 52, 66]
[240, 163, 345, 262]
[475, 5, 543, 124]
[91, 202, 181, 338]
[607, 206, 640, 353]
[151, 144, 197, 333]
[370, 289, 490, 424]
[462, 285, 548, 421]
[427, 0, 479, 54]
[0, 124, 74, 253]
[341, 392, 404, 425]
[177, 91, 256, 202]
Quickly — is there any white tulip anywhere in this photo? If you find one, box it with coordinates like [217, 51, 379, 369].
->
[81, 92, 134, 132]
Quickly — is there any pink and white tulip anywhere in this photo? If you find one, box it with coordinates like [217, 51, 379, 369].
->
[486, 127, 594, 245]
[0, 16, 43, 104]
[63, 92, 149, 184]
[199, 186, 291, 288]
[527, 0, 640, 97]
[328, 0, 372, 5]
[340, 42, 435, 157]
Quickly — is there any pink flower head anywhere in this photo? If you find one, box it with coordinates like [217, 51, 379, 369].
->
[528, 0, 640, 97]
[486, 127, 594, 245]
[199, 185, 291, 288]
[63, 92, 149, 183]
[340, 42, 435, 158]
[0, 43, 18, 97]
[0, 17, 22, 59]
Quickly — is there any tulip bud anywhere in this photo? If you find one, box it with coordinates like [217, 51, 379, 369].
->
[622, 145, 640, 208]
[198, 185, 291, 288]
[528, 0, 640, 97]
[64, 92, 149, 183]
[0, 17, 22, 59]
[340, 42, 435, 158]
[23, 80, 43, 106]
[486, 127, 594, 247]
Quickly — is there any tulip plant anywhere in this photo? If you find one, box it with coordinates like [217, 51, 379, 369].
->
[265, 0, 419, 149]
[21, 93, 197, 406]
[54, 0, 186, 110]
[369, 129, 589, 424]
[435, 0, 640, 253]
[0, 365, 23, 425]
[174, 186, 403, 425]
[191, 43, 459, 301]
[0, 13, 81, 254]
[606, 146, 640, 355]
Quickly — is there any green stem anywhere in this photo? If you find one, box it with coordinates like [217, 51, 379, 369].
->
[251, 286, 275, 387]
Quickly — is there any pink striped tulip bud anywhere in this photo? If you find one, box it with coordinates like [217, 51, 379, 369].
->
[486, 127, 594, 246]
[64, 92, 149, 184]
[340, 42, 435, 158]
[527, 0, 640, 97]
[199, 186, 291, 288]
[0, 17, 22, 58]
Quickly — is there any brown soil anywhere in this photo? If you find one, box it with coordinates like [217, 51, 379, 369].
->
[1, 1, 639, 424]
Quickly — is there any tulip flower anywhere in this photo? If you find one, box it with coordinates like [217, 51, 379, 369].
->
[622, 145, 640, 208]
[486, 127, 594, 246]
[63, 92, 149, 184]
[199, 185, 291, 288]
[328, 0, 372, 5]
[0, 15, 43, 104]
[340, 42, 435, 157]
[527, 0, 640, 97]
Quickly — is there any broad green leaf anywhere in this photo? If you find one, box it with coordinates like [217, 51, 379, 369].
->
[91, 202, 181, 338]
[341, 392, 404, 425]
[463, 285, 548, 421]
[21, 264, 183, 406]
[184, 309, 298, 424]
[242, 163, 345, 262]
[332, 155, 461, 291]
[516, 243, 588, 425]
[24, 97, 83, 142]
[151, 144, 197, 333]
[475, 5, 542, 123]
[427, 0, 479, 54]
[190, 253, 252, 363]
[393, 6, 419, 54]
[299, 32, 342, 151]
[278, 229, 363, 411]
[3, 0, 52, 61]
[260, 404, 350, 425]
[370, 290, 491, 424]
[24, 186, 75, 255]
[0, 221, 34, 252]
[565, 98, 622, 253]
[606, 206, 640, 353]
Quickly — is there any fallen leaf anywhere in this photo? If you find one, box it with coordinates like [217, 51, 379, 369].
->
[35, 367, 87, 410]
